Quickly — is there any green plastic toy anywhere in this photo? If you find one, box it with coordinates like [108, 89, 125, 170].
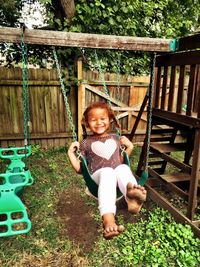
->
[0, 146, 32, 160]
[0, 146, 33, 196]
[0, 172, 31, 237]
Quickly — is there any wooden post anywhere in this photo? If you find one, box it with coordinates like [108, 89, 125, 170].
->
[187, 128, 200, 219]
[77, 58, 84, 141]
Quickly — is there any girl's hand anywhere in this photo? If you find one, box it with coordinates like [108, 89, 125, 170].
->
[68, 141, 80, 154]
[67, 141, 81, 173]
[120, 136, 133, 148]
[120, 136, 134, 156]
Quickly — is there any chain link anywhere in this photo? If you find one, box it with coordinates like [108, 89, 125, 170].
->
[144, 52, 156, 172]
[115, 52, 122, 136]
[94, 50, 112, 108]
[94, 50, 122, 136]
[52, 47, 77, 142]
[21, 30, 30, 147]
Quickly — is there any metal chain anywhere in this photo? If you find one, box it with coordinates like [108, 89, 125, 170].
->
[144, 52, 156, 172]
[115, 52, 122, 136]
[52, 47, 77, 142]
[94, 50, 122, 136]
[21, 30, 30, 147]
[116, 52, 121, 104]
[94, 50, 112, 107]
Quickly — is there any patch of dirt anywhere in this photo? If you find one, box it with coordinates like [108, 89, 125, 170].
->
[56, 189, 100, 252]
[116, 195, 156, 224]
[56, 188, 154, 253]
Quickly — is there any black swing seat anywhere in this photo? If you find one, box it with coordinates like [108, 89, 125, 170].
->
[80, 151, 130, 199]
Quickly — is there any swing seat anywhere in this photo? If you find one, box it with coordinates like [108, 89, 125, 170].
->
[6, 167, 34, 187]
[6, 169, 34, 196]
[123, 150, 130, 167]
[0, 172, 32, 237]
[0, 194, 31, 237]
[0, 146, 34, 196]
[80, 150, 130, 199]
[0, 146, 32, 160]
[7, 159, 26, 173]
[121, 151, 148, 186]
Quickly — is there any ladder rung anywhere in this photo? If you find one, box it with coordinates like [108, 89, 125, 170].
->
[151, 128, 176, 134]
[151, 167, 163, 173]
[149, 151, 191, 173]
[150, 143, 188, 153]
[150, 137, 174, 142]
[148, 160, 165, 166]
[160, 172, 191, 183]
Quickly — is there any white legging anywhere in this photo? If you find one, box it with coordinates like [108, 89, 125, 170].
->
[91, 164, 137, 216]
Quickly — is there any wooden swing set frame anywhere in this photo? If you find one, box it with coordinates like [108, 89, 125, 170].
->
[0, 26, 200, 237]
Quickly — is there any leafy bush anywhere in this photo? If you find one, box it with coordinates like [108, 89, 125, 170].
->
[90, 208, 200, 267]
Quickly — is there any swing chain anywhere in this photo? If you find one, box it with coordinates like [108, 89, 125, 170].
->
[21, 29, 30, 147]
[115, 52, 122, 137]
[94, 50, 122, 136]
[144, 52, 156, 172]
[52, 47, 77, 142]
[116, 52, 121, 104]
[94, 50, 112, 107]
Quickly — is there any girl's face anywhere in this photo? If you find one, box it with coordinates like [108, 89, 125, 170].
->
[87, 108, 110, 136]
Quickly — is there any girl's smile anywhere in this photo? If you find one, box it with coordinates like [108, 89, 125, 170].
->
[87, 108, 110, 136]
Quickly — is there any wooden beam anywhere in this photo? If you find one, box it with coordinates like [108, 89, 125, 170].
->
[153, 109, 200, 128]
[0, 27, 172, 52]
[178, 33, 200, 51]
[187, 128, 200, 219]
[156, 50, 200, 67]
[82, 80, 149, 87]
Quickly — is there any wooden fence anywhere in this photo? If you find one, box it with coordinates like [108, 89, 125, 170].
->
[0, 65, 150, 148]
[0, 67, 76, 148]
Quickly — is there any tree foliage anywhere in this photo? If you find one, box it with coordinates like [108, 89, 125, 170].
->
[0, 0, 23, 27]
[1, 0, 200, 75]
[68, 0, 199, 38]
[46, 0, 200, 74]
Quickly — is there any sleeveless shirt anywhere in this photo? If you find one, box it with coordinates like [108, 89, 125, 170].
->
[80, 134, 122, 175]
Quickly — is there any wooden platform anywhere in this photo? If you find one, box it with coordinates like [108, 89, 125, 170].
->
[150, 143, 189, 153]
[160, 172, 191, 183]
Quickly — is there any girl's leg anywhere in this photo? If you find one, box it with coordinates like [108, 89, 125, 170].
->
[115, 164, 137, 196]
[91, 167, 124, 239]
[91, 167, 117, 216]
[115, 164, 147, 213]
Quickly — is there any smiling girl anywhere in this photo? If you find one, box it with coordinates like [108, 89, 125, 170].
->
[67, 102, 146, 239]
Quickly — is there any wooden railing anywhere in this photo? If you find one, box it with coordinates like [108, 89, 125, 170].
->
[153, 50, 200, 119]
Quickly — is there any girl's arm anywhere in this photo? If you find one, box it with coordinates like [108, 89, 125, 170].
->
[120, 136, 134, 156]
[67, 141, 81, 173]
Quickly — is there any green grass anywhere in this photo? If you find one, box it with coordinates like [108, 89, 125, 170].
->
[0, 146, 199, 267]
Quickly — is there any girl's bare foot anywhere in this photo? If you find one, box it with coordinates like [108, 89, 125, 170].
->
[102, 213, 124, 239]
[126, 183, 147, 214]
